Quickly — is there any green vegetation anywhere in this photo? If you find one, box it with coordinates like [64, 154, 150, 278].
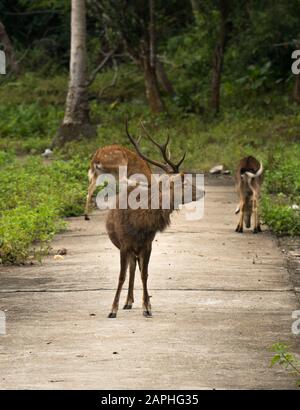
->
[262, 146, 300, 236]
[0, 68, 299, 263]
[271, 343, 300, 387]
[0, 152, 86, 264]
[0, 0, 299, 264]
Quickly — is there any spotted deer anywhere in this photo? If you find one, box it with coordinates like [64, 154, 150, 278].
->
[84, 143, 152, 220]
[235, 156, 263, 233]
[106, 121, 204, 318]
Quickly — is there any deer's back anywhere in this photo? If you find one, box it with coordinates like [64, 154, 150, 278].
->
[236, 156, 263, 197]
[106, 207, 170, 253]
[91, 145, 152, 181]
[238, 156, 261, 175]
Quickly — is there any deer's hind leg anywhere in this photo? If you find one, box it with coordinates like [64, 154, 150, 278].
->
[252, 195, 262, 233]
[108, 250, 129, 318]
[140, 245, 152, 318]
[235, 201, 245, 233]
[123, 255, 136, 310]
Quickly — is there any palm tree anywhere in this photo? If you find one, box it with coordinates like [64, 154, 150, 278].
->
[54, 0, 95, 147]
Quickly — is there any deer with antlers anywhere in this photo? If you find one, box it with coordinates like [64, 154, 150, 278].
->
[105, 121, 203, 318]
[235, 156, 263, 234]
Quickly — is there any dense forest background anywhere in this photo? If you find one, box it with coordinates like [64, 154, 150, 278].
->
[0, 0, 299, 264]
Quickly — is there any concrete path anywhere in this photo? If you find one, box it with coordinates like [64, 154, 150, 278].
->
[0, 178, 299, 389]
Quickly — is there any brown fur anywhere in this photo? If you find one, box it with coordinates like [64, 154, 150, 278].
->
[84, 145, 152, 220]
[106, 174, 201, 318]
[106, 124, 202, 318]
[235, 156, 263, 233]
[106, 205, 172, 254]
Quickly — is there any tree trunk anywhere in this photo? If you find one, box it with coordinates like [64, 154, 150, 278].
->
[141, 0, 164, 113]
[0, 21, 19, 74]
[119, 0, 165, 113]
[126, 45, 165, 113]
[142, 57, 165, 113]
[210, 45, 224, 114]
[210, 0, 231, 115]
[293, 74, 300, 104]
[54, 0, 95, 147]
[190, 0, 201, 17]
[156, 58, 175, 96]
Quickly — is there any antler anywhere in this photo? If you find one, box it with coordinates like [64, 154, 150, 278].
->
[125, 119, 170, 173]
[140, 121, 186, 173]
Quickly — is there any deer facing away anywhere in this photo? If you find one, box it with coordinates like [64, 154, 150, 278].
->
[235, 156, 263, 233]
[106, 122, 203, 318]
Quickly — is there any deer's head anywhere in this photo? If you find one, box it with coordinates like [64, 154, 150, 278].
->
[125, 120, 204, 206]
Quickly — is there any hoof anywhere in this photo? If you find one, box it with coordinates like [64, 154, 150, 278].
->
[253, 228, 258, 234]
[84, 215, 90, 221]
[123, 304, 132, 310]
[235, 226, 243, 233]
[143, 310, 152, 318]
[108, 312, 117, 318]
[257, 225, 262, 232]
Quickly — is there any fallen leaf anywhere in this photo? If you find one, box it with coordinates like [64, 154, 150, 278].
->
[54, 255, 64, 260]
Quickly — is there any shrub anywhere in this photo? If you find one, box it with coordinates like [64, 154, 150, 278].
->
[0, 155, 88, 264]
[261, 146, 300, 235]
[270, 343, 300, 387]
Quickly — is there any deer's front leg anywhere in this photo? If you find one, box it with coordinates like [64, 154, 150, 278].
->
[84, 173, 97, 221]
[123, 255, 136, 310]
[140, 246, 152, 318]
[108, 250, 129, 318]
